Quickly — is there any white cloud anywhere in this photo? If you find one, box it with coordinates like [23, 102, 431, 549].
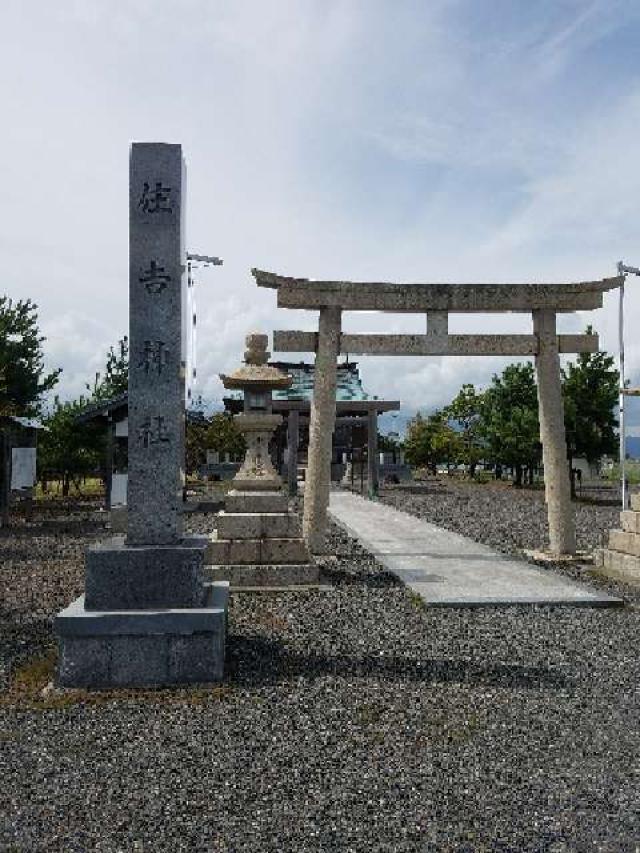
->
[1, 0, 639, 424]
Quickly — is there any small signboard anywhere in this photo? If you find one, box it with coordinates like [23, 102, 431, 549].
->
[111, 473, 128, 507]
[11, 447, 36, 490]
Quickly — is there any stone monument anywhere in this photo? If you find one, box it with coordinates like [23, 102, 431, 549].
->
[207, 333, 317, 587]
[55, 143, 228, 687]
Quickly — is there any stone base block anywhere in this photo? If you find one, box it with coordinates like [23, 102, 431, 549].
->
[608, 529, 640, 557]
[524, 548, 593, 564]
[620, 511, 640, 534]
[225, 490, 288, 514]
[85, 535, 208, 611]
[110, 506, 128, 534]
[217, 511, 301, 540]
[631, 493, 640, 512]
[206, 563, 319, 588]
[233, 476, 282, 492]
[55, 582, 229, 688]
[593, 548, 640, 585]
[207, 535, 310, 565]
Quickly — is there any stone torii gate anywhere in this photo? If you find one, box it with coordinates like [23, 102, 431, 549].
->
[252, 269, 622, 556]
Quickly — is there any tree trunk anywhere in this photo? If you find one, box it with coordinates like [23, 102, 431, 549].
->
[568, 454, 576, 500]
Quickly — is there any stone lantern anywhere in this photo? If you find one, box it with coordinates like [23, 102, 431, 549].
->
[207, 333, 316, 587]
[219, 333, 292, 492]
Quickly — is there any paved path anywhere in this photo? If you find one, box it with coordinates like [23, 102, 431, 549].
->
[329, 491, 622, 607]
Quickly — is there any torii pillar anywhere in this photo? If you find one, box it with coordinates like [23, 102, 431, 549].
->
[533, 309, 576, 555]
[303, 306, 341, 553]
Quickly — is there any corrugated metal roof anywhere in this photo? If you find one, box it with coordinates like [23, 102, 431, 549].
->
[9, 416, 45, 430]
[270, 362, 373, 403]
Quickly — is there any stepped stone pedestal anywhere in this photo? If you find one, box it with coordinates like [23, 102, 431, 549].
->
[594, 492, 640, 585]
[207, 488, 318, 587]
[210, 334, 317, 588]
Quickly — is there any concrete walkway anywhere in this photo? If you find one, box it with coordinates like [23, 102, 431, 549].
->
[329, 491, 622, 607]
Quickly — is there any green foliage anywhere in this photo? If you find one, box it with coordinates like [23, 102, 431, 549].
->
[88, 336, 129, 402]
[444, 383, 484, 474]
[38, 397, 105, 496]
[186, 413, 245, 473]
[605, 462, 640, 485]
[479, 363, 541, 483]
[0, 297, 60, 415]
[562, 328, 618, 465]
[37, 336, 129, 493]
[378, 432, 402, 453]
[404, 410, 461, 470]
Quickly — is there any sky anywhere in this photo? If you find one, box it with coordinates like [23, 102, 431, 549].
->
[2, 0, 640, 432]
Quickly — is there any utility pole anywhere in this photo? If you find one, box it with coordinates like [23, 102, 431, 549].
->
[616, 261, 640, 509]
[185, 252, 223, 405]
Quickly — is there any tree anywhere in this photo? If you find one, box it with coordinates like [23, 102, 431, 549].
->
[479, 363, 541, 486]
[38, 397, 105, 496]
[562, 328, 618, 488]
[185, 413, 245, 474]
[0, 297, 60, 415]
[444, 383, 484, 477]
[404, 410, 461, 472]
[89, 336, 129, 402]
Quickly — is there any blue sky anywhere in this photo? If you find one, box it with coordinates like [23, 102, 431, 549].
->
[1, 0, 640, 430]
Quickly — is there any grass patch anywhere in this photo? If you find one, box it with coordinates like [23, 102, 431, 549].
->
[35, 478, 105, 500]
[407, 589, 427, 611]
[1, 650, 233, 710]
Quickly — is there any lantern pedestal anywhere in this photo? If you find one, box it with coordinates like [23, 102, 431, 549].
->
[207, 334, 317, 588]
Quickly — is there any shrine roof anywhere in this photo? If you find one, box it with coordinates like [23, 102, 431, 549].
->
[224, 360, 399, 414]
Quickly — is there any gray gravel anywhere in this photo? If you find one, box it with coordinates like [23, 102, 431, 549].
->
[1, 494, 639, 852]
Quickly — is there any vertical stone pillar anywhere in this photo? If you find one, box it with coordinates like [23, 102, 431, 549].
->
[427, 311, 448, 337]
[367, 408, 379, 499]
[287, 409, 299, 496]
[127, 143, 185, 546]
[533, 309, 576, 555]
[303, 306, 341, 553]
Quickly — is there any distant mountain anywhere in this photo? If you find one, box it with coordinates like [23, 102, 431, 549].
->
[627, 436, 640, 460]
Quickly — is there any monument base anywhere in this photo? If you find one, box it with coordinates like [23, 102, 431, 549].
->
[524, 548, 593, 565]
[55, 582, 229, 688]
[85, 535, 208, 610]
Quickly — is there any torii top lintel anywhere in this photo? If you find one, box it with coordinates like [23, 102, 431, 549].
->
[252, 268, 622, 313]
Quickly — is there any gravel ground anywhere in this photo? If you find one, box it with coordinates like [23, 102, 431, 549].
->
[1, 494, 639, 852]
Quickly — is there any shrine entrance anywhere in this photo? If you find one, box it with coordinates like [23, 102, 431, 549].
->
[252, 268, 622, 557]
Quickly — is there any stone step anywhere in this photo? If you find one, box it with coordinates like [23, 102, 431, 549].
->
[225, 490, 288, 514]
[594, 547, 640, 585]
[217, 511, 301, 540]
[206, 563, 319, 587]
[608, 528, 640, 557]
[631, 493, 640, 512]
[620, 510, 640, 534]
[207, 536, 310, 565]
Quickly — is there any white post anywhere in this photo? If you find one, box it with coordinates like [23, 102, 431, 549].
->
[303, 306, 341, 553]
[618, 271, 627, 509]
[533, 309, 576, 555]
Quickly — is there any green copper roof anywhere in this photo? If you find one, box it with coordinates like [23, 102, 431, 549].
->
[271, 361, 373, 403]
